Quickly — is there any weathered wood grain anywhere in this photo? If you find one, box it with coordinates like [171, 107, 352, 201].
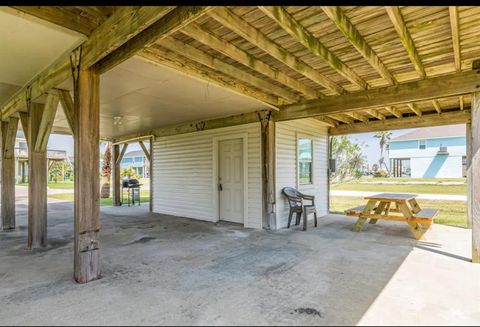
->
[1, 117, 18, 230]
[471, 91, 480, 263]
[74, 68, 101, 283]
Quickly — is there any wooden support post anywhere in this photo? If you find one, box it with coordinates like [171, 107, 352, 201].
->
[149, 137, 153, 212]
[74, 68, 101, 283]
[467, 122, 472, 229]
[1, 117, 19, 231]
[112, 143, 121, 206]
[259, 111, 276, 229]
[27, 103, 48, 248]
[471, 91, 480, 263]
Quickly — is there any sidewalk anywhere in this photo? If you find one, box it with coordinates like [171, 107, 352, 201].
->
[331, 190, 467, 201]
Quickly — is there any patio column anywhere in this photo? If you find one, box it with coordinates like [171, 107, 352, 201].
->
[1, 117, 19, 231]
[260, 111, 276, 229]
[74, 67, 101, 283]
[471, 91, 480, 263]
[466, 122, 472, 229]
[26, 93, 58, 249]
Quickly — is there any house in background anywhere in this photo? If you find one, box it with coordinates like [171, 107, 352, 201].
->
[120, 150, 149, 178]
[388, 125, 466, 178]
[14, 131, 68, 184]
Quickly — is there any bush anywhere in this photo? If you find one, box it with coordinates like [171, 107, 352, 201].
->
[373, 169, 389, 178]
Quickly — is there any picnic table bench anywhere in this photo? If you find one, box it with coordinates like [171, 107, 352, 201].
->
[344, 193, 438, 240]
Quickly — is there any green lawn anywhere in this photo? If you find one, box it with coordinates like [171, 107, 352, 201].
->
[330, 196, 467, 228]
[18, 181, 75, 189]
[48, 190, 150, 206]
[356, 177, 466, 183]
[331, 182, 466, 195]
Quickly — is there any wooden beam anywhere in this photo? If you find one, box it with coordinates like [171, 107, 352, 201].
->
[19, 111, 30, 145]
[1, 117, 18, 231]
[209, 7, 344, 95]
[149, 137, 153, 213]
[365, 109, 386, 120]
[471, 92, 480, 263]
[181, 22, 319, 99]
[95, 6, 211, 74]
[460, 96, 464, 110]
[74, 68, 100, 283]
[34, 92, 59, 152]
[314, 116, 338, 127]
[320, 6, 396, 85]
[159, 38, 300, 103]
[11, 6, 97, 36]
[330, 113, 354, 124]
[117, 143, 129, 165]
[138, 46, 281, 109]
[273, 70, 480, 121]
[385, 6, 426, 79]
[259, 6, 368, 89]
[384, 106, 402, 118]
[449, 6, 461, 72]
[329, 110, 470, 135]
[2, 6, 175, 120]
[138, 141, 151, 162]
[112, 144, 121, 206]
[432, 99, 442, 113]
[260, 117, 276, 229]
[27, 103, 48, 248]
[407, 103, 422, 116]
[59, 90, 75, 135]
[344, 111, 369, 122]
[467, 122, 472, 229]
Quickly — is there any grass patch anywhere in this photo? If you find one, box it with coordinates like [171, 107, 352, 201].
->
[330, 196, 467, 228]
[356, 177, 466, 183]
[48, 190, 150, 206]
[331, 182, 466, 195]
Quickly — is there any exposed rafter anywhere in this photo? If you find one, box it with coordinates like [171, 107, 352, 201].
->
[259, 6, 368, 89]
[321, 6, 396, 85]
[385, 6, 426, 79]
[407, 103, 422, 116]
[384, 106, 402, 118]
[94, 6, 212, 74]
[449, 6, 461, 72]
[330, 113, 354, 124]
[344, 111, 369, 122]
[314, 116, 339, 127]
[159, 38, 300, 103]
[460, 96, 464, 110]
[273, 69, 480, 121]
[365, 109, 386, 120]
[330, 110, 471, 135]
[209, 7, 344, 95]
[432, 99, 442, 113]
[181, 23, 319, 99]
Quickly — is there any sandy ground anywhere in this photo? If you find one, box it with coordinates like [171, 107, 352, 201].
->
[0, 200, 479, 325]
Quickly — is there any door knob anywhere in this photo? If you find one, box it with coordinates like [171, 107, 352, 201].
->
[218, 183, 223, 191]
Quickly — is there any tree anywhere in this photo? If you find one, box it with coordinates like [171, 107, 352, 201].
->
[330, 135, 366, 183]
[101, 142, 112, 198]
[48, 161, 63, 183]
[121, 166, 139, 180]
[374, 131, 392, 173]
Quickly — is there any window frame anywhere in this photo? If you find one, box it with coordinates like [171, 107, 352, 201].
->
[296, 133, 315, 186]
[418, 139, 427, 150]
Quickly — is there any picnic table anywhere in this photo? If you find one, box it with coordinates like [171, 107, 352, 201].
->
[344, 193, 438, 240]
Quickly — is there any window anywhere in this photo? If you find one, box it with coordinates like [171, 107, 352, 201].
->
[298, 138, 313, 185]
[419, 140, 426, 150]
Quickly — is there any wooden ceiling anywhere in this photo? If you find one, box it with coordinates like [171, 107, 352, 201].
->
[4, 6, 480, 136]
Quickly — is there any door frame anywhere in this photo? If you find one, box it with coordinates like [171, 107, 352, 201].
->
[212, 133, 249, 226]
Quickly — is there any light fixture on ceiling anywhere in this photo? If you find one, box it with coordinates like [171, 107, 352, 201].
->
[113, 116, 123, 125]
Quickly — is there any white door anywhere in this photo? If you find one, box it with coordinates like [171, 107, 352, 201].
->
[218, 138, 244, 224]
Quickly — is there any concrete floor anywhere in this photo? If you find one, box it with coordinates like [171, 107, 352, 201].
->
[0, 200, 479, 325]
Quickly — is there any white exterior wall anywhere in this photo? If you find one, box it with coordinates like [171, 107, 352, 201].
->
[275, 118, 329, 229]
[410, 156, 463, 178]
[152, 122, 262, 229]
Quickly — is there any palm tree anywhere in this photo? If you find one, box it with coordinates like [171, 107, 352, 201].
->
[374, 131, 392, 173]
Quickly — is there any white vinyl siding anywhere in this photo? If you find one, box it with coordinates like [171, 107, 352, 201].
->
[152, 122, 262, 229]
[275, 118, 329, 229]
